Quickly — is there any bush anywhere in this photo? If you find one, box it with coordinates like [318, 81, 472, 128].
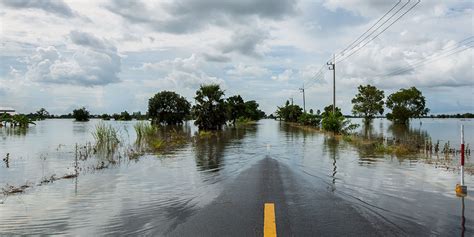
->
[297, 112, 321, 127]
[321, 109, 359, 134]
[73, 107, 90, 121]
[275, 100, 303, 122]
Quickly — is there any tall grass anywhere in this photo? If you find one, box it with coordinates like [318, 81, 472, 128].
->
[92, 122, 120, 152]
[134, 121, 158, 141]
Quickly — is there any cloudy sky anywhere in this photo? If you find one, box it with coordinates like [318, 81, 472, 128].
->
[0, 0, 472, 115]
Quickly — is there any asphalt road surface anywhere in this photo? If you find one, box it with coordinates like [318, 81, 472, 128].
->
[166, 156, 401, 236]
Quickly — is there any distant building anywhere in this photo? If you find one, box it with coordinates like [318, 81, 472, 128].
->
[0, 107, 16, 115]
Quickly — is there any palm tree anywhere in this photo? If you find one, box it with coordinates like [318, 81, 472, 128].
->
[193, 84, 227, 130]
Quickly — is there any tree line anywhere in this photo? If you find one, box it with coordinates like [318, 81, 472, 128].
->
[275, 85, 431, 134]
[54, 84, 265, 130]
[148, 84, 265, 130]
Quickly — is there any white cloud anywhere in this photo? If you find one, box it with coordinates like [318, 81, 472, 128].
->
[22, 31, 121, 86]
[272, 69, 294, 82]
[136, 54, 225, 89]
[226, 64, 271, 78]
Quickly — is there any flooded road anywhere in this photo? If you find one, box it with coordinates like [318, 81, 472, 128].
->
[0, 119, 472, 236]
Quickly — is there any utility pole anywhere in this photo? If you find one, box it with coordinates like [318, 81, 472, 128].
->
[299, 84, 306, 113]
[327, 54, 336, 113]
[289, 97, 294, 105]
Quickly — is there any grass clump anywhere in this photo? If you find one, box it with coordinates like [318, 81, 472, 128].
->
[134, 121, 158, 141]
[198, 130, 213, 138]
[92, 122, 120, 152]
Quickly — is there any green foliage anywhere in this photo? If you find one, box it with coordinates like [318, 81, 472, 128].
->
[226, 96, 265, 125]
[386, 87, 429, 124]
[321, 106, 359, 134]
[351, 84, 384, 122]
[321, 111, 344, 133]
[100, 114, 111, 120]
[0, 113, 13, 126]
[134, 121, 158, 141]
[322, 104, 342, 117]
[275, 100, 303, 122]
[226, 95, 245, 125]
[73, 107, 90, 121]
[297, 112, 321, 126]
[148, 91, 191, 125]
[92, 122, 120, 152]
[1, 114, 35, 128]
[120, 111, 132, 121]
[193, 84, 227, 130]
[243, 100, 266, 121]
[35, 108, 50, 120]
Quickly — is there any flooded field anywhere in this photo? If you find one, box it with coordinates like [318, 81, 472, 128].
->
[0, 118, 472, 235]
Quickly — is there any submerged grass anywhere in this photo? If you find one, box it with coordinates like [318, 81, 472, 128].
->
[134, 121, 158, 141]
[92, 122, 120, 152]
[133, 122, 189, 154]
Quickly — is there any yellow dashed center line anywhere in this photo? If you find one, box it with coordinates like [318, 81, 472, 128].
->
[264, 203, 277, 237]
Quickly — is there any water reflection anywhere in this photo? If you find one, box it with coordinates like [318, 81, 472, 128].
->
[388, 123, 430, 144]
[194, 125, 257, 172]
[323, 137, 339, 192]
[0, 127, 29, 137]
[461, 197, 466, 237]
[360, 120, 375, 140]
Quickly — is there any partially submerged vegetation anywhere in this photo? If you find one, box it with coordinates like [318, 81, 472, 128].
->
[92, 122, 120, 152]
[134, 121, 189, 153]
[0, 114, 36, 128]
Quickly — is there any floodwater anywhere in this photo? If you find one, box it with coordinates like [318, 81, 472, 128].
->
[0, 118, 472, 235]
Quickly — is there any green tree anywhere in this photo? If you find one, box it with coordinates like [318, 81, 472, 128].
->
[193, 84, 227, 130]
[321, 105, 358, 134]
[275, 100, 303, 122]
[112, 113, 120, 121]
[351, 84, 384, 122]
[243, 100, 265, 121]
[226, 95, 245, 125]
[100, 113, 111, 120]
[73, 107, 90, 121]
[35, 108, 50, 120]
[120, 111, 132, 121]
[148, 91, 191, 125]
[386, 87, 429, 124]
[298, 112, 321, 126]
[321, 104, 342, 117]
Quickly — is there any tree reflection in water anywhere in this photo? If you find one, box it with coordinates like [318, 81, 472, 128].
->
[193, 125, 257, 172]
[323, 137, 339, 192]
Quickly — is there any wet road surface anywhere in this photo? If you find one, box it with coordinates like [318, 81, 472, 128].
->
[168, 157, 396, 236]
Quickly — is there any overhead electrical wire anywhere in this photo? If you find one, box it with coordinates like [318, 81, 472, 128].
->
[334, 0, 403, 61]
[289, 0, 423, 104]
[336, 0, 421, 63]
[379, 38, 473, 77]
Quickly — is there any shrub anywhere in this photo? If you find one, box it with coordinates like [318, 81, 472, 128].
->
[73, 107, 90, 121]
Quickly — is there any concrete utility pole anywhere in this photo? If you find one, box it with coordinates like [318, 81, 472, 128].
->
[289, 97, 294, 105]
[327, 54, 336, 113]
[299, 84, 306, 113]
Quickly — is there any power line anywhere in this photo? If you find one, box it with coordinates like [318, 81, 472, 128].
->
[379, 36, 473, 77]
[381, 44, 473, 77]
[335, 0, 403, 60]
[336, 0, 421, 64]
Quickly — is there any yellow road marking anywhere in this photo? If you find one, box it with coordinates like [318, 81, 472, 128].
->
[264, 203, 277, 237]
